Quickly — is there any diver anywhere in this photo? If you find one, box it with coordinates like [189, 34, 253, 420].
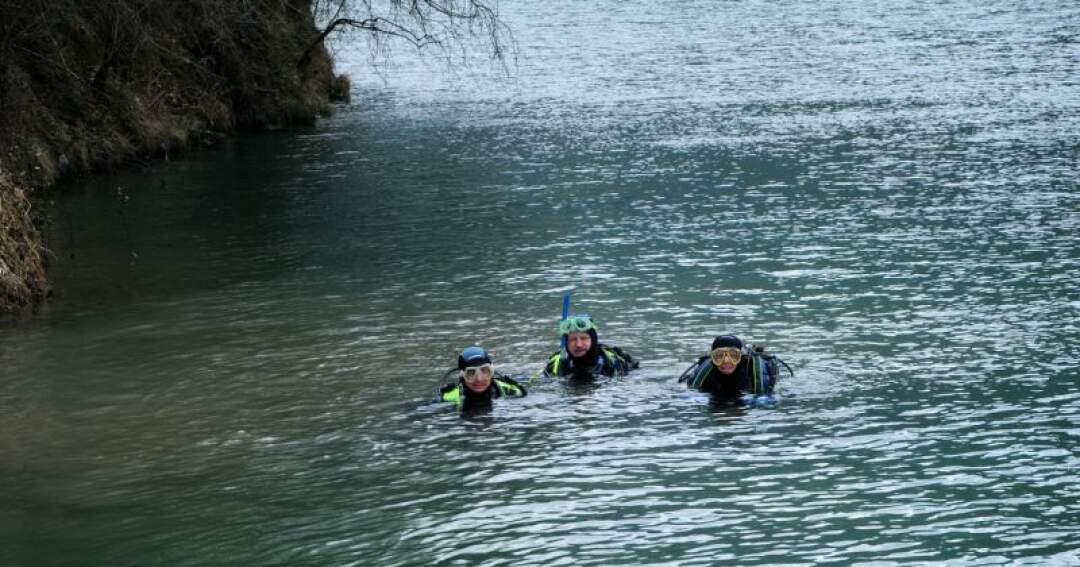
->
[439, 346, 527, 409]
[541, 313, 639, 380]
[678, 334, 792, 404]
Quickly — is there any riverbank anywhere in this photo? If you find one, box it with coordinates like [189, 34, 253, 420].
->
[0, 0, 349, 318]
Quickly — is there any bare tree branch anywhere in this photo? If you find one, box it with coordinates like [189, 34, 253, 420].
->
[305, 0, 514, 74]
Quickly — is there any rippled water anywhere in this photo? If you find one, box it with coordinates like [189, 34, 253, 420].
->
[3, 0, 1079, 564]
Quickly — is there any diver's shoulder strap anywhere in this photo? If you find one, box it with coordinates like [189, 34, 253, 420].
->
[606, 344, 639, 369]
[494, 375, 527, 397]
[678, 356, 710, 384]
[545, 351, 564, 375]
[599, 344, 639, 372]
[744, 351, 780, 395]
[440, 383, 463, 404]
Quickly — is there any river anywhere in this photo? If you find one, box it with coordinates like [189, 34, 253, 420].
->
[3, 0, 1079, 564]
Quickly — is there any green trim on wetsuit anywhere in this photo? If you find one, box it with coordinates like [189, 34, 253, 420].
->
[440, 376, 527, 407]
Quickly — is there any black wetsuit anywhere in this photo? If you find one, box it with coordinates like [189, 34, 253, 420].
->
[542, 327, 639, 380]
[439, 375, 527, 409]
[679, 352, 778, 397]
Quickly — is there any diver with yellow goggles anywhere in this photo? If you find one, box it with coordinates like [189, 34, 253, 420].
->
[678, 334, 792, 405]
[439, 346, 527, 410]
[542, 314, 639, 380]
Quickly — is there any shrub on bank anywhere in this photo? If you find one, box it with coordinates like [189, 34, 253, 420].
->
[0, 174, 48, 315]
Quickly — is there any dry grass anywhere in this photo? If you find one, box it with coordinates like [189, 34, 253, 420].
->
[0, 174, 48, 316]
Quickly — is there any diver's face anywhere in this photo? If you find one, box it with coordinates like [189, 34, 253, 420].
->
[566, 332, 592, 358]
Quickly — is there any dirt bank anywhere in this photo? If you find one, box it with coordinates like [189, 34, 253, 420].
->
[0, 0, 349, 317]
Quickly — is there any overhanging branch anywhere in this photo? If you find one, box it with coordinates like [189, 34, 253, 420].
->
[299, 16, 437, 68]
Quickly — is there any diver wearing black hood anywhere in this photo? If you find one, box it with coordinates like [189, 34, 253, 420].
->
[542, 314, 638, 379]
[440, 346, 526, 409]
[678, 334, 789, 398]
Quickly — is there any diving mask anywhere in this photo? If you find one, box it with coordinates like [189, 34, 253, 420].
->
[462, 363, 494, 382]
[710, 347, 742, 367]
[559, 315, 598, 336]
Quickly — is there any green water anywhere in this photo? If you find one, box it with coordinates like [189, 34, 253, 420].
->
[3, 0, 1079, 564]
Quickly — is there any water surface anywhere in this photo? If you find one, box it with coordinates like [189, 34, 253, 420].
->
[3, 0, 1079, 564]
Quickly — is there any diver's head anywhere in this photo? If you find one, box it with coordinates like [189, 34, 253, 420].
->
[559, 314, 599, 359]
[457, 346, 494, 393]
[710, 335, 743, 375]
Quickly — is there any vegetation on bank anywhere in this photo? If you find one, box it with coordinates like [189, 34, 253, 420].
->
[0, 0, 347, 316]
[0, 174, 46, 312]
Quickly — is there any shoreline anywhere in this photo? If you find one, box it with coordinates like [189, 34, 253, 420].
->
[0, 1, 348, 319]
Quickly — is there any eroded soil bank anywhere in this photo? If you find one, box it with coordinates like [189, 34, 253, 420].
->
[0, 0, 348, 317]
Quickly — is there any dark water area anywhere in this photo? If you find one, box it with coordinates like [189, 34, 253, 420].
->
[3, 0, 1079, 565]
